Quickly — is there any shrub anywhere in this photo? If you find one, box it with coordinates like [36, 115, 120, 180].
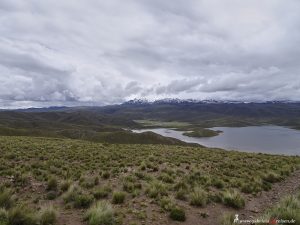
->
[38, 205, 58, 225]
[169, 207, 186, 222]
[0, 189, 14, 209]
[190, 188, 208, 207]
[222, 190, 245, 209]
[46, 177, 58, 191]
[112, 192, 125, 204]
[84, 201, 115, 225]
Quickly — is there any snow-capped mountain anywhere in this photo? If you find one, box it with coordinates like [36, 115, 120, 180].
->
[123, 98, 298, 105]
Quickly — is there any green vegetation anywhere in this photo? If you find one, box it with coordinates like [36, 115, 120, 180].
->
[134, 120, 191, 128]
[112, 192, 125, 204]
[38, 205, 58, 225]
[183, 128, 221, 137]
[222, 189, 245, 209]
[0, 136, 299, 224]
[258, 191, 300, 225]
[220, 213, 235, 225]
[46, 177, 58, 191]
[0, 189, 14, 209]
[169, 207, 186, 221]
[190, 187, 208, 207]
[85, 201, 115, 225]
[93, 186, 111, 200]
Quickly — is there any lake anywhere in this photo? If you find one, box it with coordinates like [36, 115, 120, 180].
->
[132, 126, 300, 155]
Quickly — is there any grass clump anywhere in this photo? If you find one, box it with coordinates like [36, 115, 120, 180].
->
[45, 191, 57, 200]
[212, 178, 225, 189]
[101, 172, 110, 180]
[145, 180, 167, 199]
[112, 192, 125, 204]
[0, 189, 14, 209]
[46, 177, 58, 191]
[60, 181, 71, 192]
[220, 213, 235, 225]
[63, 185, 80, 204]
[260, 194, 300, 224]
[74, 194, 94, 209]
[190, 187, 208, 207]
[38, 205, 58, 225]
[222, 189, 245, 209]
[169, 207, 186, 222]
[84, 201, 115, 225]
[262, 172, 281, 183]
[93, 187, 111, 200]
[159, 197, 175, 211]
[0, 208, 8, 225]
[175, 189, 187, 201]
[8, 206, 37, 225]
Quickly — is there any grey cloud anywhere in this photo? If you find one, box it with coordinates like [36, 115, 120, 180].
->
[0, 0, 300, 108]
[155, 78, 205, 94]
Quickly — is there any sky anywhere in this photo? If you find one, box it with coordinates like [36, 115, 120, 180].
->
[1, 0, 300, 108]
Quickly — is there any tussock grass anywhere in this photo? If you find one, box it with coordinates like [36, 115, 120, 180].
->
[146, 180, 168, 199]
[222, 189, 245, 209]
[190, 187, 208, 207]
[85, 201, 115, 225]
[0, 189, 14, 209]
[258, 193, 300, 225]
[112, 192, 125, 204]
[169, 207, 186, 222]
[220, 213, 235, 225]
[38, 205, 58, 225]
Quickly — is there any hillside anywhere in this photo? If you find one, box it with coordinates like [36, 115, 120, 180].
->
[0, 100, 300, 145]
[0, 136, 299, 225]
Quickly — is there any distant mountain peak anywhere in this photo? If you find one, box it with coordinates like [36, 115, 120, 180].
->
[123, 98, 300, 105]
[123, 98, 150, 105]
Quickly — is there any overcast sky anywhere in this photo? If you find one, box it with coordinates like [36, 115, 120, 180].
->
[1, 0, 300, 108]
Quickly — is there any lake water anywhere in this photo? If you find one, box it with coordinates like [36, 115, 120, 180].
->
[132, 126, 300, 155]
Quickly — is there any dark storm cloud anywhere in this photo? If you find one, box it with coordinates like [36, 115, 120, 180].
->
[0, 0, 300, 108]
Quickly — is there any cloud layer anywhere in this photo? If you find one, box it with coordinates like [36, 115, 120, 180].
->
[1, 0, 300, 108]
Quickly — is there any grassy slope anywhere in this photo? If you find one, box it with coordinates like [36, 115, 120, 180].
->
[0, 136, 299, 224]
[95, 102, 300, 129]
[0, 111, 197, 146]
